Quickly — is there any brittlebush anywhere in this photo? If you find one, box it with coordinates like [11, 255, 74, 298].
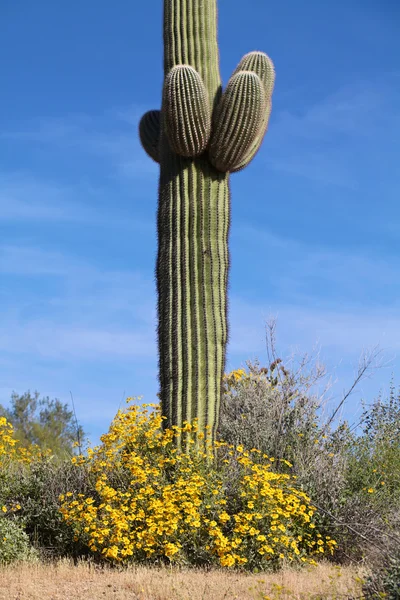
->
[1, 416, 48, 516]
[59, 402, 336, 569]
[0, 416, 50, 467]
[1, 417, 55, 563]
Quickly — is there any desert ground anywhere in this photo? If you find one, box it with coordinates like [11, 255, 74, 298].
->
[0, 560, 365, 600]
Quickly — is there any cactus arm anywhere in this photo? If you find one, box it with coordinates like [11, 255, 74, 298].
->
[139, 110, 161, 164]
[230, 52, 275, 172]
[208, 71, 266, 172]
[234, 52, 275, 97]
[230, 101, 272, 172]
[163, 65, 212, 157]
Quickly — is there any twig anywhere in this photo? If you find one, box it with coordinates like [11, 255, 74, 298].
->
[310, 499, 392, 555]
[69, 391, 82, 455]
[323, 345, 385, 434]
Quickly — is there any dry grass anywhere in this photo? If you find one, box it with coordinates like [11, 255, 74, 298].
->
[0, 560, 365, 600]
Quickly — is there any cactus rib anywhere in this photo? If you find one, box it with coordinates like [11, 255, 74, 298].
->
[208, 71, 266, 172]
[163, 65, 212, 157]
[230, 52, 275, 172]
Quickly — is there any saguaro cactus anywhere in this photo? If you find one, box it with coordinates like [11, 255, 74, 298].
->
[139, 0, 274, 446]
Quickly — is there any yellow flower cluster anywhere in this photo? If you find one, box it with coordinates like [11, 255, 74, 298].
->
[0, 416, 49, 467]
[0, 417, 18, 458]
[223, 368, 248, 383]
[0, 416, 45, 516]
[60, 402, 336, 569]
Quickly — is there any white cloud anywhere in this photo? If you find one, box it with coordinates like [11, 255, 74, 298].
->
[0, 245, 84, 276]
[274, 83, 390, 141]
[0, 320, 156, 360]
[0, 243, 157, 365]
[230, 298, 399, 354]
[226, 297, 398, 418]
[1, 107, 158, 180]
[264, 74, 400, 187]
[2, 217, 399, 365]
[233, 222, 400, 305]
[0, 242, 157, 325]
[0, 173, 154, 231]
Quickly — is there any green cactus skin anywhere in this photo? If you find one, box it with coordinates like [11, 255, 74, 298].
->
[139, 0, 274, 447]
[208, 71, 266, 172]
[230, 52, 275, 172]
[163, 65, 212, 157]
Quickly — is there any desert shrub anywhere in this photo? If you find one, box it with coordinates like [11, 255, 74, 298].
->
[8, 457, 93, 560]
[335, 384, 400, 564]
[219, 358, 335, 465]
[362, 549, 400, 599]
[0, 517, 39, 565]
[219, 360, 349, 528]
[218, 353, 400, 566]
[59, 401, 336, 570]
[350, 382, 400, 504]
[0, 415, 90, 560]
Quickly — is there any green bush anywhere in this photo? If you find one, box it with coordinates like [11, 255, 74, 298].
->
[363, 551, 400, 599]
[346, 382, 400, 505]
[0, 517, 38, 565]
[337, 383, 400, 563]
[12, 457, 93, 560]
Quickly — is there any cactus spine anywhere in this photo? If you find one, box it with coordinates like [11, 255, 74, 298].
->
[139, 0, 274, 446]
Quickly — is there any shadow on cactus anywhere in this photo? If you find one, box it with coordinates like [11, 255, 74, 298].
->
[139, 0, 275, 447]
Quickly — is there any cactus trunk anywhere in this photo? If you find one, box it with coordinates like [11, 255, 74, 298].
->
[158, 0, 229, 444]
[139, 0, 275, 448]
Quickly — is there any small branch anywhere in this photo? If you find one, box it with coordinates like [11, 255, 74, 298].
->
[323, 345, 385, 434]
[70, 391, 82, 455]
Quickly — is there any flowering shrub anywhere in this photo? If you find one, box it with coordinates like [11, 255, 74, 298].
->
[0, 416, 50, 467]
[1, 415, 51, 512]
[0, 417, 40, 564]
[0, 416, 89, 562]
[1, 416, 35, 514]
[0, 416, 17, 454]
[59, 401, 336, 569]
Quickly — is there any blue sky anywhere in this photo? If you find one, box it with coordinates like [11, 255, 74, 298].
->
[1, 0, 399, 444]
